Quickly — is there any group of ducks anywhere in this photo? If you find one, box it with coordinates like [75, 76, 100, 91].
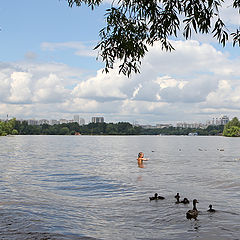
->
[149, 192, 215, 220]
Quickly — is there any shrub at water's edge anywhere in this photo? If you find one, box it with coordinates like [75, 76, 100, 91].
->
[223, 117, 240, 137]
[0, 118, 18, 136]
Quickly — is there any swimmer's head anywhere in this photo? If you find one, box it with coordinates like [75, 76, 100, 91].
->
[138, 152, 144, 158]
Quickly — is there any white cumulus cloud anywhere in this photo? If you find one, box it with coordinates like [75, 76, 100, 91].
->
[33, 74, 69, 103]
[72, 69, 129, 101]
[8, 72, 32, 103]
[1, 39, 240, 123]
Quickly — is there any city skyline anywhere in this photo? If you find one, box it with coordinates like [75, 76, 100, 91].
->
[1, 114, 231, 128]
[1, 1, 240, 124]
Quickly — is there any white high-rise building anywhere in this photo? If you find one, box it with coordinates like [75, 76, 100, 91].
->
[59, 119, 68, 124]
[79, 118, 85, 125]
[73, 115, 80, 123]
[220, 115, 229, 125]
[28, 119, 39, 125]
[50, 119, 59, 125]
[212, 116, 229, 125]
[39, 119, 49, 125]
[92, 117, 104, 123]
[73, 115, 85, 125]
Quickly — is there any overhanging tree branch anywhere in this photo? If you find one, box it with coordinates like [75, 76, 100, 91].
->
[67, 0, 240, 76]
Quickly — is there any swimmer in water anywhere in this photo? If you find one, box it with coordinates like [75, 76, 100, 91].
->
[137, 152, 149, 168]
[137, 152, 148, 161]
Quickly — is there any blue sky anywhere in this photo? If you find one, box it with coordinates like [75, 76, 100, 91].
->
[0, 0, 104, 69]
[0, 0, 240, 124]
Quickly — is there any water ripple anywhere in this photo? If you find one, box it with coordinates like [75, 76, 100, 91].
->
[0, 135, 240, 239]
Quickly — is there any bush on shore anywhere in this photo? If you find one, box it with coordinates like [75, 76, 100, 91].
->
[223, 117, 240, 137]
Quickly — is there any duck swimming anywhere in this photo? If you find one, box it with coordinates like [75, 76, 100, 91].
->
[149, 193, 158, 200]
[175, 195, 180, 204]
[149, 193, 165, 200]
[157, 195, 165, 200]
[181, 198, 190, 204]
[207, 204, 216, 212]
[175, 193, 180, 199]
[186, 199, 199, 220]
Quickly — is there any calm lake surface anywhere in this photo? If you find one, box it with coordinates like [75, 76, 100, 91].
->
[0, 135, 240, 240]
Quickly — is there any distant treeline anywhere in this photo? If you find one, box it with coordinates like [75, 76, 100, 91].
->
[0, 118, 224, 136]
[140, 125, 224, 136]
[14, 121, 141, 135]
[223, 117, 240, 137]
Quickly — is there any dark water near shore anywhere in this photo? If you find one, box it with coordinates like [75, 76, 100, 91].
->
[0, 135, 240, 240]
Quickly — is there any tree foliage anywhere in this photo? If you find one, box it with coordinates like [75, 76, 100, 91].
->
[0, 118, 18, 136]
[8, 119, 224, 136]
[67, 0, 240, 76]
[223, 117, 240, 137]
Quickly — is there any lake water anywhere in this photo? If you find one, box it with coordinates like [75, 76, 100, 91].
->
[0, 135, 239, 240]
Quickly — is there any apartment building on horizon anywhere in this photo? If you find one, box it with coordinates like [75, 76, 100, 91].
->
[91, 117, 104, 123]
[73, 115, 85, 125]
[177, 115, 230, 129]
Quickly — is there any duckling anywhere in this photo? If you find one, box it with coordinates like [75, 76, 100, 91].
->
[186, 199, 199, 220]
[149, 193, 165, 200]
[175, 193, 180, 199]
[181, 198, 190, 204]
[207, 204, 216, 212]
[175, 192, 180, 199]
[175, 195, 180, 204]
[149, 193, 158, 200]
[157, 195, 165, 200]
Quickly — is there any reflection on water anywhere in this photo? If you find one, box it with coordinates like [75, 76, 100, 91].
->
[0, 135, 240, 240]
